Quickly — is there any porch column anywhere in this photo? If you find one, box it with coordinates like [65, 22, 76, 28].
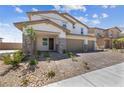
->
[84, 39, 88, 52]
[94, 40, 97, 50]
[58, 38, 67, 54]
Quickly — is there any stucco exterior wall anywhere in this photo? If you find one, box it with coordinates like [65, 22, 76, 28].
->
[36, 35, 58, 51]
[27, 23, 66, 38]
[30, 13, 88, 36]
[31, 13, 73, 32]
[23, 23, 67, 53]
[62, 14, 88, 35]
[105, 28, 120, 38]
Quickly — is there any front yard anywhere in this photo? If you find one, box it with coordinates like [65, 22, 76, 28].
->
[0, 51, 124, 87]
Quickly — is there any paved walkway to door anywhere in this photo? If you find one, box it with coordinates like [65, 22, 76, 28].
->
[45, 62, 124, 87]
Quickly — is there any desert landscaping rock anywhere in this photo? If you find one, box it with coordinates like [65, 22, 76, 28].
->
[0, 51, 124, 86]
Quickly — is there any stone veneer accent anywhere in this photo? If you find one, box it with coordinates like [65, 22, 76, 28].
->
[22, 33, 36, 56]
[58, 38, 67, 53]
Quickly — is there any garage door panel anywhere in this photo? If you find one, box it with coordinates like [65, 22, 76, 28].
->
[67, 39, 84, 52]
[88, 40, 95, 51]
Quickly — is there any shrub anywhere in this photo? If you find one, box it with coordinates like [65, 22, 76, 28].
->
[3, 54, 11, 65]
[66, 52, 74, 58]
[47, 70, 55, 78]
[44, 52, 50, 58]
[2, 50, 24, 67]
[13, 50, 24, 63]
[29, 59, 38, 65]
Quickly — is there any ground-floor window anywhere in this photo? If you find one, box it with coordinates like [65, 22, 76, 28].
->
[42, 38, 48, 46]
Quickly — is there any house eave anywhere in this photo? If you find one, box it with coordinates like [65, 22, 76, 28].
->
[14, 19, 71, 33]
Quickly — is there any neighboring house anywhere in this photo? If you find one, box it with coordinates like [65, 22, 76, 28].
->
[14, 11, 96, 54]
[88, 27, 122, 49]
[119, 32, 124, 37]
[0, 38, 3, 43]
[88, 27, 105, 49]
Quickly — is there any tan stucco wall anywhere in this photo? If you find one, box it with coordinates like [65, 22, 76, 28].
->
[66, 35, 96, 41]
[36, 34, 58, 51]
[104, 28, 120, 38]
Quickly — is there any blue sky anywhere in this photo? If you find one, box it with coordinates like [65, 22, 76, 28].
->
[0, 5, 124, 42]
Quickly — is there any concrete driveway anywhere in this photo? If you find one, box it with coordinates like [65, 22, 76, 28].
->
[45, 62, 124, 87]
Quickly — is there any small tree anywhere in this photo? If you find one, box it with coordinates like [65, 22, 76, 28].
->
[23, 24, 36, 58]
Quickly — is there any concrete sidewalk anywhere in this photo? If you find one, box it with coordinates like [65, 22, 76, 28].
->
[45, 62, 124, 87]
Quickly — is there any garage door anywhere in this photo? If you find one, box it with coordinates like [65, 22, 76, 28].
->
[67, 39, 84, 52]
[88, 40, 95, 51]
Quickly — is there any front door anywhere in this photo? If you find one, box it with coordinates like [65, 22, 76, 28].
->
[49, 38, 54, 50]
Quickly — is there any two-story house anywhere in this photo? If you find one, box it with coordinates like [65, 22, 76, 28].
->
[88, 27, 121, 49]
[14, 11, 96, 54]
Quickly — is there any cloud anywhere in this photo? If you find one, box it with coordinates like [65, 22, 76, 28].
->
[110, 5, 116, 8]
[92, 14, 98, 18]
[0, 22, 22, 42]
[85, 14, 88, 17]
[32, 8, 38, 11]
[102, 5, 109, 9]
[75, 16, 101, 26]
[119, 24, 124, 27]
[53, 5, 86, 12]
[101, 5, 116, 9]
[63, 5, 86, 12]
[15, 6, 23, 13]
[53, 5, 61, 10]
[91, 19, 101, 25]
[0, 22, 10, 27]
[17, 16, 28, 21]
[101, 13, 109, 18]
[75, 16, 89, 23]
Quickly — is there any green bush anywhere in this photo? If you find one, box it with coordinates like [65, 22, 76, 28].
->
[2, 50, 24, 66]
[66, 52, 74, 58]
[44, 52, 50, 58]
[13, 51, 24, 63]
[47, 70, 55, 78]
[3, 54, 11, 65]
[29, 59, 38, 65]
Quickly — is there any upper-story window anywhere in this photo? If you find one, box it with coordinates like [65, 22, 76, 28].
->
[73, 24, 75, 29]
[97, 33, 100, 36]
[81, 28, 84, 35]
[62, 23, 67, 28]
[109, 31, 113, 37]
